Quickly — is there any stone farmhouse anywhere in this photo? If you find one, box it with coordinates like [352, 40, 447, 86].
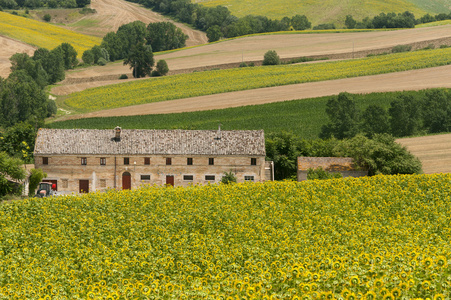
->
[297, 157, 368, 181]
[34, 127, 272, 193]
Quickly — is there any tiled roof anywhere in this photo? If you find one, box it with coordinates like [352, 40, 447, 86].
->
[34, 128, 266, 156]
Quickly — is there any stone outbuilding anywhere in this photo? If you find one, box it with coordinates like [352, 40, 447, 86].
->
[297, 157, 368, 181]
[34, 127, 272, 193]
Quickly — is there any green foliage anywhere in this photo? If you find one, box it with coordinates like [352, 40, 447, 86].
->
[207, 25, 222, 42]
[119, 74, 128, 80]
[422, 89, 451, 133]
[361, 105, 390, 137]
[239, 62, 248, 67]
[123, 43, 154, 78]
[313, 23, 336, 30]
[0, 122, 37, 163]
[28, 168, 46, 197]
[389, 95, 421, 137]
[155, 59, 169, 76]
[392, 44, 412, 53]
[0, 152, 26, 197]
[262, 50, 280, 66]
[97, 57, 107, 66]
[56, 43, 78, 69]
[221, 171, 237, 184]
[345, 15, 357, 29]
[265, 131, 300, 180]
[146, 22, 188, 52]
[290, 14, 311, 30]
[82, 49, 94, 65]
[42, 13, 51, 22]
[320, 92, 359, 140]
[307, 167, 342, 180]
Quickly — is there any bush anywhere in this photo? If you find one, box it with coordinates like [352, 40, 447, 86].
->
[119, 74, 128, 80]
[307, 167, 342, 180]
[221, 171, 237, 184]
[262, 50, 280, 66]
[392, 45, 411, 53]
[97, 57, 107, 66]
[239, 62, 248, 67]
[156, 59, 169, 76]
[248, 62, 255, 67]
[151, 70, 161, 77]
[43, 14, 51, 22]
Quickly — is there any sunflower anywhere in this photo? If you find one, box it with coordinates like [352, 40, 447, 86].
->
[422, 280, 431, 290]
[364, 291, 376, 300]
[423, 257, 434, 268]
[382, 293, 394, 300]
[433, 294, 446, 300]
[391, 288, 401, 298]
[350, 276, 360, 286]
[436, 256, 447, 267]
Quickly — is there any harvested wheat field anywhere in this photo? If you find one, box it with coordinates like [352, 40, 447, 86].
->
[53, 25, 451, 95]
[397, 134, 451, 174]
[0, 36, 36, 78]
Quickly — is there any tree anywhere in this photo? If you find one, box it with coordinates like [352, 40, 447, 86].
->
[422, 89, 451, 133]
[155, 59, 169, 76]
[57, 43, 78, 69]
[0, 152, 26, 197]
[0, 122, 37, 163]
[345, 15, 357, 29]
[262, 50, 280, 65]
[146, 22, 188, 52]
[389, 95, 421, 137]
[82, 49, 94, 65]
[265, 131, 300, 180]
[43, 14, 51, 22]
[291, 15, 311, 30]
[320, 92, 359, 139]
[101, 32, 124, 61]
[361, 105, 390, 137]
[307, 167, 342, 180]
[123, 43, 154, 78]
[28, 168, 47, 196]
[206, 25, 222, 42]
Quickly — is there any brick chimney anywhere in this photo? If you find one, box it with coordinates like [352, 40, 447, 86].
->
[114, 126, 121, 141]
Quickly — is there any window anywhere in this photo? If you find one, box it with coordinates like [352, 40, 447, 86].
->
[62, 179, 68, 188]
[205, 175, 215, 181]
[141, 175, 151, 181]
[208, 158, 215, 165]
[100, 158, 106, 165]
[251, 158, 257, 165]
[144, 157, 150, 165]
[183, 175, 193, 181]
[43, 157, 48, 165]
[81, 157, 87, 165]
[99, 179, 106, 188]
[124, 157, 129, 165]
[187, 158, 193, 165]
[166, 158, 172, 165]
[245, 175, 255, 182]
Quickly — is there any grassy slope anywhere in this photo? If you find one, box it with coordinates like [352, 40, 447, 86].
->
[0, 11, 102, 58]
[61, 47, 451, 113]
[193, 0, 437, 25]
[49, 90, 436, 139]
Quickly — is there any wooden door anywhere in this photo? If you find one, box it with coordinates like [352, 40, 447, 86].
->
[79, 180, 89, 193]
[122, 172, 131, 190]
[166, 175, 174, 186]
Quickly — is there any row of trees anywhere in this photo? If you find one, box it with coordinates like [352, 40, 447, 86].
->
[0, 0, 89, 9]
[266, 132, 422, 180]
[345, 11, 451, 29]
[125, 0, 312, 42]
[320, 90, 451, 140]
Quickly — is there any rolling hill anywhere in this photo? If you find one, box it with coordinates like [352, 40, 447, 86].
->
[193, 0, 451, 25]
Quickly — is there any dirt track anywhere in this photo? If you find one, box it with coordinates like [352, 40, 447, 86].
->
[0, 36, 36, 78]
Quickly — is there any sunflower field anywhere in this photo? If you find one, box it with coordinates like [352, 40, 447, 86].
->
[0, 174, 450, 299]
[0, 12, 101, 58]
[64, 47, 451, 113]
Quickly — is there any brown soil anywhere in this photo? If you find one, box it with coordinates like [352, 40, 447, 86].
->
[52, 25, 451, 95]
[397, 134, 451, 174]
[0, 36, 37, 78]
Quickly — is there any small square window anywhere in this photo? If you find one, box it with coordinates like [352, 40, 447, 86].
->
[81, 157, 87, 165]
[183, 175, 193, 181]
[205, 175, 215, 181]
[62, 179, 68, 188]
[124, 157, 129, 165]
[208, 158, 215, 165]
[187, 158, 193, 165]
[99, 179, 106, 188]
[43, 157, 48, 165]
[144, 157, 150, 165]
[141, 175, 151, 181]
[245, 175, 255, 181]
[251, 158, 257, 165]
[100, 158, 106, 165]
[166, 158, 172, 165]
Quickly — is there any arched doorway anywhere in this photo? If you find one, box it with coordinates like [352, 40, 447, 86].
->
[122, 172, 131, 190]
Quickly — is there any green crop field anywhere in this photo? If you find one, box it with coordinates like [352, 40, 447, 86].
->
[0, 11, 102, 58]
[192, 0, 436, 25]
[49, 90, 438, 139]
[62, 47, 451, 113]
[1, 174, 450, 298]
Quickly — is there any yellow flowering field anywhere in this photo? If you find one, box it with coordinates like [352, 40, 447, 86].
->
[64, 47, 451, 113]
[1, 174, 450, 299]
[0, 12, 101, 58]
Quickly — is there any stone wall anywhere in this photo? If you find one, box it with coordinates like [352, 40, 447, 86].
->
[297, 157, 368, 181]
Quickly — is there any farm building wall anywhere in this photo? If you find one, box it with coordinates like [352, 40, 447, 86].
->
[34, 154, 268, 193]
[297, 157, 368, 181]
